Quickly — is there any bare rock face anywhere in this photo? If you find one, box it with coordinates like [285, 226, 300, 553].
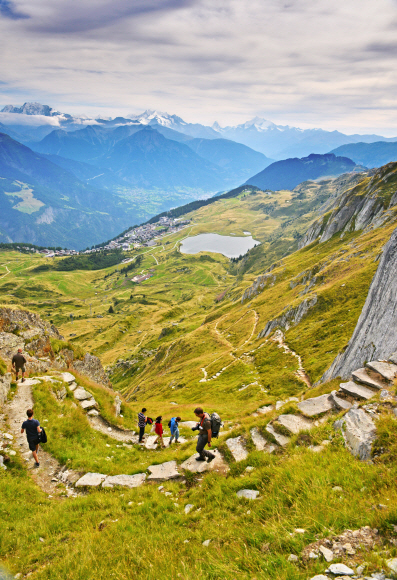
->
[0, 307, 110, 388]
[258, 295, 317, 338]
[322, 226, 397, 381]
[73, 353, 111, 388]
[0, 372, 12, 405]
[334, 408, 376, 461]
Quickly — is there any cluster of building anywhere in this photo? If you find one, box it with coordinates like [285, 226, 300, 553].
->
[14, 217, 191, 258]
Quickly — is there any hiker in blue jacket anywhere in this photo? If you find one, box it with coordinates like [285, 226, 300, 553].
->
[169, 416, 181, 445]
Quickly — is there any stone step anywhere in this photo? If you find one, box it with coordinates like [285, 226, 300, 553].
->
[330, 390, 352, 411]
[276, 414, 313, 435]
[225, 436, 248, 461]
[102, 473, 146, 488]
[180, 449, 229, 473]
[339, 381, 376, 400]
[297, 394, 334, 417]
[250, 427, 276, 453]
[351, 368, 384, 390]
[147, 460, 180, 481]
[265, 424, 290, 447]
[365, 360, 397, 382]
[73, 387, 93, 401]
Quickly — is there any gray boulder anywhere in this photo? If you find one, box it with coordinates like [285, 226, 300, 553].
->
[73, 388, 92, 401]
[326, 562, 354, 575]
[334, 407, 376, 461]
[80, 398, 98, 410]
[236, 489, 259, 500]
[321, 226, 397, 381]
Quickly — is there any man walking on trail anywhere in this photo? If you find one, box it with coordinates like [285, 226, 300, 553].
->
[138, 408, 147, 443]
[12, 348, 27, 382]
[169, 416, 181, 445]
[21, 408, 42, 467]
[194, 407, 215, 462]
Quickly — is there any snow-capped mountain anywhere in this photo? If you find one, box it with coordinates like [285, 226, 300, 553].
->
[1, 102, 396, 156]
[128, 110, 187, 129]
[1, 102, 69, 117]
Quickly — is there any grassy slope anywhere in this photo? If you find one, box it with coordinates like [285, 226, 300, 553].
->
[2, 170, 397, 579]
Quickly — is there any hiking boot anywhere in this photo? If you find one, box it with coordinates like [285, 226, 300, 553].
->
[207, 454, 216, 463]
[34, 462, 40, 467]
[21, 378, 25, 383]
[195, 456, 206, 461]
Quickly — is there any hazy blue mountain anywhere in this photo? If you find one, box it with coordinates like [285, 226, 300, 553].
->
[0, 132, 140, 249]
[33, 125, 110, 162]
[33, 124, 271, 190]
[213, 117, 397, 158]
[185, 138, 273, 183]
[330, 142, 397, 168]
[99, 127, 224, 190]
[39, 153, 126, 189]
[245, 153, 363, 190]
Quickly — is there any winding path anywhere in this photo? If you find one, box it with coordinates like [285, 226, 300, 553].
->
[0, 263, 11, 280]
[5, 379, 80, 496]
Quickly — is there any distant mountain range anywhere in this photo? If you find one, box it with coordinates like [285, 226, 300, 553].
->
[0, 133, 146, 249]
[32, 125, 272, 190]
[330, 142, 397, 168]
[245, 153, 364, 191]
[1, 102, 396, 160]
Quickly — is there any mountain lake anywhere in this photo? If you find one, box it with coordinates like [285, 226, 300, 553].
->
[180, 233, 260, 258]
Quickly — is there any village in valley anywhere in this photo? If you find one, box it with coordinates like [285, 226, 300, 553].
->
[13, 216, 191, 259]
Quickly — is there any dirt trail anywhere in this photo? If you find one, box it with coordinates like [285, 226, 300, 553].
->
[270, 330, 312, 388]
[0, 263, 11, 280]
[88, 414, 138, 443]
[5, 379, 80, 497]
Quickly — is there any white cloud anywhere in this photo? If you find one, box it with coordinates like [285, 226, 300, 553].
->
[1, 0, 397, 134]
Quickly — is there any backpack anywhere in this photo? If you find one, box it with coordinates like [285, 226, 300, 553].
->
[168, 419, 172, 429]
[38, 427, 47, 444]
[210, 412, 222, 437]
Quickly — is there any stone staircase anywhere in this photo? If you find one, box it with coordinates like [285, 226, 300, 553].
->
[225, 355, 397, 462]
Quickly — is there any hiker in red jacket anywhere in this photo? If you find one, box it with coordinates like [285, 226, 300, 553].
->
[154, 416, 165, 449]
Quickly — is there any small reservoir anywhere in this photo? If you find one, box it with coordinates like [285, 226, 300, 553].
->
[180, 233, 260, 259]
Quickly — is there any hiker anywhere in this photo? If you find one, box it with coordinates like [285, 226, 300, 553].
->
[154, 416, 165, 448]
[138, 407, 148, 443]
[21, 408, 42, 467]
[169, 416, 181, 445]
[12, 348, 27, 383]
[193, 407, 215, 463]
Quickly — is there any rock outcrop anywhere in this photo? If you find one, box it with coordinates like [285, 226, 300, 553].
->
[322, 226, 397, 381]
[299, 163, 397, 250]
[258, 295, 317, 338]
[0, 307, 110, 387]
[334, 408, 376, 461]
[0, 372, 12, 405]
[73, 353, 111, 388]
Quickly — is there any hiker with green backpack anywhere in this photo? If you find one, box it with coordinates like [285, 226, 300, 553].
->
[192, 407, 221, 462]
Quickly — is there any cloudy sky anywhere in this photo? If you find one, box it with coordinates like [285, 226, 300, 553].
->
[1, 0, 397, 134]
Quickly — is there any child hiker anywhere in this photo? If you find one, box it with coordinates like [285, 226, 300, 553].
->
[154, 416, 165, 449]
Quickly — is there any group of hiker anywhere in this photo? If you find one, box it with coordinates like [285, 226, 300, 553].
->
[11, 349, 220, 466]
[138, 407, 219, 462]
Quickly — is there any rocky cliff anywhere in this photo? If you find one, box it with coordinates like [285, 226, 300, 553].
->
[299, 163, 397, 249]
[321, 225, 397, 381]
[0, 307, 111, 388]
